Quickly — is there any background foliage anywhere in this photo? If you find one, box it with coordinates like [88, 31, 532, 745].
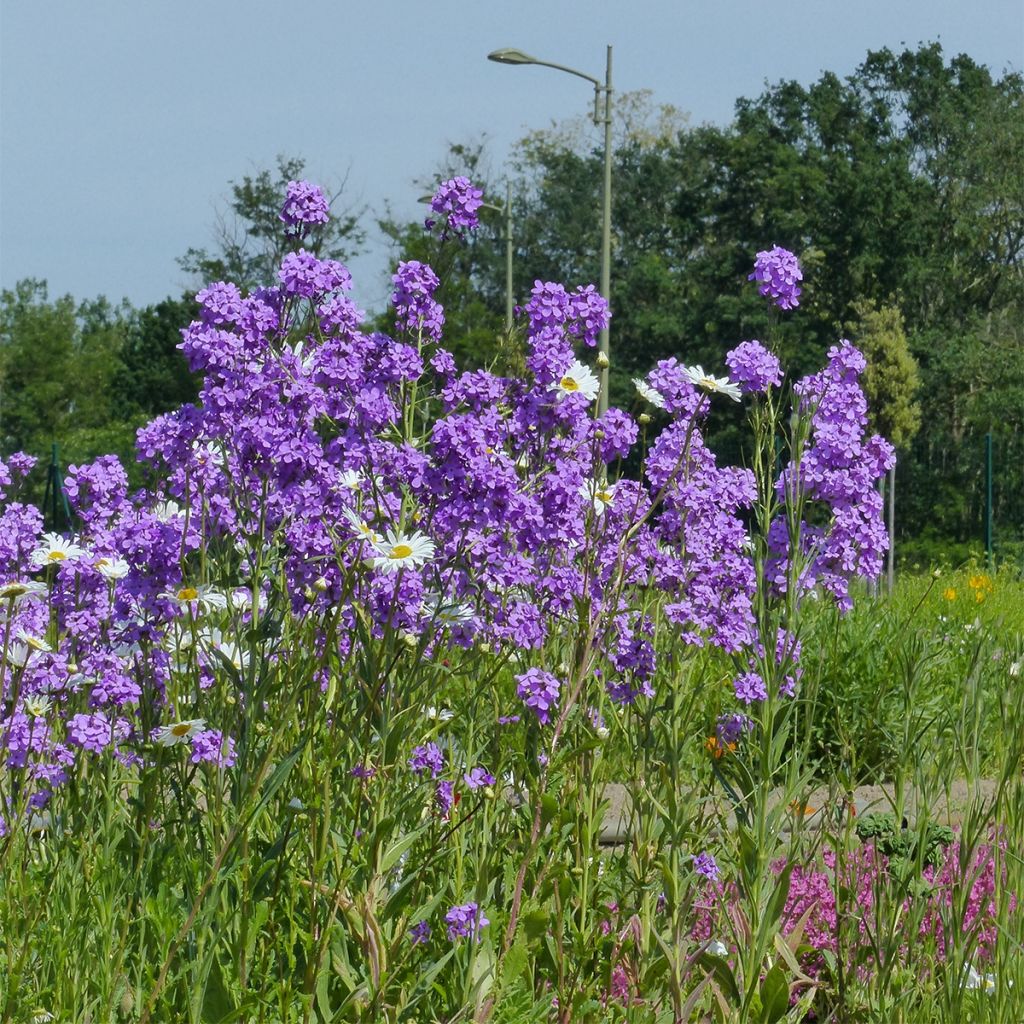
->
[1, 44, 1020, 558]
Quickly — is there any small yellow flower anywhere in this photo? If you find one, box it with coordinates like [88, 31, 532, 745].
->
[943, 587, 957, 601]
[704, 736, 736, 759]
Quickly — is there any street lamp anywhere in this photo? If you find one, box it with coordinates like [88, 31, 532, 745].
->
[485, 182, 515, 334]
[488, 46, 613, 416]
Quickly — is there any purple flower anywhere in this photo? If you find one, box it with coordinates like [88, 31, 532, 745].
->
[392, 260, 444, 340]
[733, 671, 767, 704]
[693, 851, 720, 881]
[280, 180, 330, 228]
[716, 713, 754, 746]
[350, 762, 375, 779]
[445, 902, 489, 941]
[279, 250, 351, 298]
[426, 176, 483, 238]
[523, 281, 609, 348]
[749, 245, 802, 310]
[409, 742, 445, 779]
[515, 668, 561, 725]
[725, 340, 783, 393]
[66, 711, 125, 754]
[435, 779, 455, 817]
[190, 729, 237, 769]
[463, 766, 495, 789]
[410, 920, 431, 945]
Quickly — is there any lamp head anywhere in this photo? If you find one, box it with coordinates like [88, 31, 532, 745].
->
[487, 48, 537, 66]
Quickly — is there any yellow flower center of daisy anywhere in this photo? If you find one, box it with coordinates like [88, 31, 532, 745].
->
[3, 584, 28, 597]
[171, 722, 192, 737]
[390, 544, 414, 560]
[597, 490, 613, 503]
[560, 376, 579, 392]
[700, 377, 716, 390]
[177, 587, 199, 601]
[47, 552, 67, 562]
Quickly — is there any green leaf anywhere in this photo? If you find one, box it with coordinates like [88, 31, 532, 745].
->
[379, 825, 426, 875]
[524, 909, 549, 943]
[696, 953, 740, 1007]
[759, 964, 790, 1024]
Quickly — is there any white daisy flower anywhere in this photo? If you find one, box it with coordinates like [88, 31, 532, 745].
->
[338, 469, 362, 490]
[6, 643, 36, 670]
[22, 694, 52, 718]
[423, 593, 474, 627]
[95, 557, 130, 580]
[213, 640, 250, 673]
[963, 963, 998, 993]
[550, 360, 600, 403]
[633, 377, 666, 409]
[289, 339, 317, 371]
[15, 631, 52, 654]
[30, 533, 87, 568]
[154, 718, 207, 746]
[0, 580, 48, 604]
[682, 365, 742, 402]
[580, 480, 617, 516]
[370, 530, 435, 573]
[152, 499, 185, 523]
[161, 584, 229, 613]
[425, 705, 455, 722]
[342, 506, 383, 545]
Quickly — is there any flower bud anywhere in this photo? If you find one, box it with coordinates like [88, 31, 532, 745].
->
[638, 413, 652, 426]
[596, 351, 609, 369]
[314, 575, 329, 592]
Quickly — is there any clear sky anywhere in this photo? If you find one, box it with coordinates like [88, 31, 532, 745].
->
[2, 0, 1021, 314]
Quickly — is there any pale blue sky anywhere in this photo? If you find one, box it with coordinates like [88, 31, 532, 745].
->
[2, 0, 1021, 313]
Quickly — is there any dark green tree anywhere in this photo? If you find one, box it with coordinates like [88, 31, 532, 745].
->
[0, 280, 137, 502]
[114, 295, 201, 420]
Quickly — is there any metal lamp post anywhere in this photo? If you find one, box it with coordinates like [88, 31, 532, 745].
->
[481, 182, 515, 333]
[488, 46, 613, 415]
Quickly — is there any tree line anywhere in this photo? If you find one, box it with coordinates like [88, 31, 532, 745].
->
[1, 44, 1020, 563]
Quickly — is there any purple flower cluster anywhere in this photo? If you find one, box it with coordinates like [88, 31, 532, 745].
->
[523, 281, 609, 348]
[693, 851, 720, 881]
[515, 668, 561, 725]
[772, 340, 895, 611]
[391, 260, 444, 340]
[716, 713, 754, 746]
[445, 902, 489, 941]
[0, 189, 893, 827]
[280, 180, 330, 229]
[733, 671, 767, 704]
[409, 742, 445, 778]
[725, 340, 782, 394]
[749, 245, 803, 310]
[426, 176, 483, 239]
[463, 766, 495, 789]
[190, 729, 237, 768]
